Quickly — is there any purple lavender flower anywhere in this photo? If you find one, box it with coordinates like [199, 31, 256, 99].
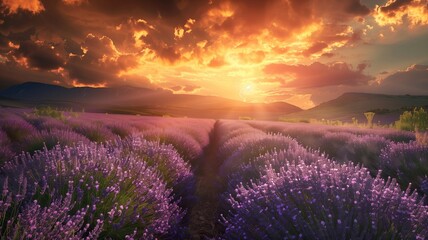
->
[142, 128, 204, 164]
[20, 129, 90, 153]
[219, 133, 301, 177]
[0, 114, 36, 143]
[225, 148, 329, 197]
[221, 158, 428, 239]
[10, 190, 103, 239]
[25, 115, 70, 131]
[113, 136, 196, 205]
[69, 120, 117, 143]
[106, 123, 138, 138]
[380, 141, 428, 196]
[2, 141, 185, 238]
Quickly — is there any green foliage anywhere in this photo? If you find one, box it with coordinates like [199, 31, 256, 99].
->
[395, 107, 428, 131]
[33, 106, 65, 120]
[279, 118, 310, 123]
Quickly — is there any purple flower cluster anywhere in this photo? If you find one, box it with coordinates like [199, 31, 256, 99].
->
[25, 115, 69, 131]
[1, 107, 426, 239]
[20, 129, 90, 153]
[249, 121, 399, 175]
[0, 130, 13, 164]
[0, 109, 214, 168]
[0, 114, 36, 144]
[380, 141, 428, 196]
[69, 120, 117, 143]
[222, 158, 428, 239]
[113, 136, 196, 205]
[1, 139, 187, 238]
[3, 188, 104, 239]
[106, 122, 138, 138]
[217, 120, 428, 239]
[142, 128, 204, 164]
[249, 120, 415, 143]
[219, 133, 300, 177]
[225, 148, 329, 197]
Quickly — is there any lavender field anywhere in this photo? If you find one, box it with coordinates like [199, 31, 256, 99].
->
[0, 108, 427, 239]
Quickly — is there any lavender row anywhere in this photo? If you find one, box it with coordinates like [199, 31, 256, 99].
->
[0, 109, 214, 166]
[221, 157, 428, 239]
[216, 120, 428, 239]
[380, 142, 428, 196]
[248, 120, 415, 143]
[246, 119, 428, 194]
[0, 137, 195, 238]
[247, 121, 408, 174]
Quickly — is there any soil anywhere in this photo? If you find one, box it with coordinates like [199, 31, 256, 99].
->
[188, 120, 225, 239]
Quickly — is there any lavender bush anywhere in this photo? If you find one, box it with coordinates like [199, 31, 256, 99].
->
[0, 146, 13, 165]
[219, 134, 300, 177]
[316, 133, 390, 174]
[26, 115, 70, 131]
[113, 136, 196, 205]
[222, 159, 428, 239]
[380, 142, 428, 196]
[176, 120, 214, 147]
[70, 121, 117, 143]
[1, 184, 104, 239]
[345, 135, 391, 173]
[0, 130, 13, 164]
[142, 129, 204, 164]
[225, 148, 329, 198]
[106, 123, 137, 138]
[20, 129, 90, 153]
[249, 120, 415, 144]
[0, 115, 36, 143]
[217, 120, 264, 145]
[1, 141, 185, 239]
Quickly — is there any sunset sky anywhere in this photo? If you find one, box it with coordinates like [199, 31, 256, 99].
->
[0, 0, 427, 109]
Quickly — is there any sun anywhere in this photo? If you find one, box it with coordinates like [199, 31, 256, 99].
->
[239, 82, 256, 102]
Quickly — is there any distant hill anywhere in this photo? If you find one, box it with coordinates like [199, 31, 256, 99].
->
[0, 82, 301, 119]
[0, 82, 165, 104]
[284, 92, 428, 124]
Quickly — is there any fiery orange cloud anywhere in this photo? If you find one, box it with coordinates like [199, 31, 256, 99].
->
[2, 0, 428, 110]
[1, 0, 44, 14]
[71, 80, 106, 88]
[374, 0, 428, 27]
[63, 0, 87, 5]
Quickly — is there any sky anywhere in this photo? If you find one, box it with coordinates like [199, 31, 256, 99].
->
[0, 0, 427, 109]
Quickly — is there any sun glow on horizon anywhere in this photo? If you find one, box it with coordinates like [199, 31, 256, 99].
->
[239, 82, 263, 103]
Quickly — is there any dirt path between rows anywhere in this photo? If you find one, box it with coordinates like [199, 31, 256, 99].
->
[188, 120, 224, 239]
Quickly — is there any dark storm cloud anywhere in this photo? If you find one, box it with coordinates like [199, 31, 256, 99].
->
[378, 0, 413, 12]
[66, 34, 138, 85]
[0, 61, 64, 88]
[264, 62, 372, 88]
[205, 0, 369, 40]
[378, 64, 428, 95]
[14, 40, 64, 70]
[64, 38, 84, 55]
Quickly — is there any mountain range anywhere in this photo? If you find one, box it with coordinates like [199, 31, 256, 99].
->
[0, 82, 301, 120]
[284, 92, 428, 124]
[1, 82, 428, 123]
